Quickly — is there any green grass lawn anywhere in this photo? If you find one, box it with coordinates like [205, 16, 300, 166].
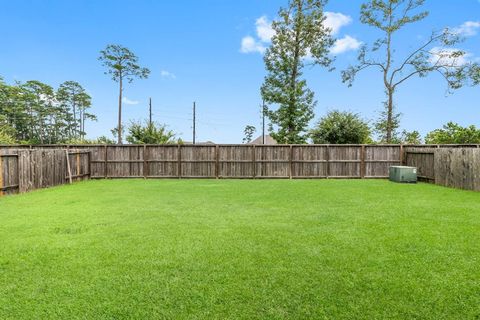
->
[1, 179, 480, 319]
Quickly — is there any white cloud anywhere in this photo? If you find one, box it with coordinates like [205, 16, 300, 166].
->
[453, 21, 480, 37]
[240, 36, 266, 54]
[429, 47, 470, 67]
[331, 35, 362, 54]
[160, 70, 176, 79]
[240, 16, 272, 54]
[256, 16, 275, 42]
[240, 12, 360, 55]
[324, 12, 352, 35]
[122, 97, 139, 105]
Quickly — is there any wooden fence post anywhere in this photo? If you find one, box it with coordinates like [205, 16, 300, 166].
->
[177, 145, 182, 179]
[0, 155, 3, 197]
[215, 145, 219, 179]
[252, 145, 256, 179]
[87, 151, 91, 179]
[65, 150, 72, 184]
[17, 151, 28, 193]
[360, 145, 366, 178]
[104, 145, 108, 179]
[399, 144, 404, 166]
[17, 154, 21, 192]
[76, 153, 81, 181]
[289, 145, 293, 179]
[326, 145, 330, 178]
[143, 145, 148, 179]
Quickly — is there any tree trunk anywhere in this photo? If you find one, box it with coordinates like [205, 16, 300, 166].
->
[386, 88, 394, 143]
[288, 5, 302, 144]
[82, 112, 85, 140]
[117, 76, 123, 144]
[72, 99, 76, 139]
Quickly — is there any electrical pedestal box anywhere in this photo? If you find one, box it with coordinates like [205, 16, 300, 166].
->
[389, 166, 417, 183]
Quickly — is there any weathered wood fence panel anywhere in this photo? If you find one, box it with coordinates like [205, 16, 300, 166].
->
[405, 147, 436, 182]
[0, 149, 90, 196]
[3, 145, 480, 193]
[434, 148, 480, 191]
[365, 145, 402, 178]
[182, 145, 216, 178]
[0, 153, 19, 195]
[291, 145, 328, 178]
[147, 145, 178, 178]
[80, 144, 406, 179]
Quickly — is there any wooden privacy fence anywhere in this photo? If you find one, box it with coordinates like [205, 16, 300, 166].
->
[0, 149, 91, 196]
[405, 146, 480, 191]
[77, 144, 405, 179]
[405, 148, 436, 182]
[435, 148, 480, 191]
[2, 144, 480, 195]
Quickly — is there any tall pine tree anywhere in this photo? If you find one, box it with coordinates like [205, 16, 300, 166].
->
[261, 0, 333, 144]
[342, 0, 467, 143]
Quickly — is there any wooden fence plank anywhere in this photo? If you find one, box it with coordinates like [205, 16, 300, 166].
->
[434, 148, 480, 191]
[360, 145, 365, 178]
[0, 155, 3, 197]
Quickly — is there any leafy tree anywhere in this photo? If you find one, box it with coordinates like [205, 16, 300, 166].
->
[57, 81, 95, 139]
[65, 136, 115, 145]
[400, 130, 422, 144]
[110, 125, 125, 142]
[20, 80, 57, 144]
[1, 76, 97, 144]
[0, 115, 16, 144]
[243, 125, 256, 143]
[461, 62, 480, 87]
[98, 44, 150, 144]
[0, 79, 28, 141]
[425, 122, 480, 144]
[261, 0, 334, 144]
[373, 106, 401, 143]
[310, 110, 371, 144]
[95, 136, 116, 144]
[470, 63, 480, 85]
[0, 127, 15, 144]
[343, 0, 467, 143]
[126, 120, 176, 144]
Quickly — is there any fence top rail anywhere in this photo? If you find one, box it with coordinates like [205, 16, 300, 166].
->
[405, 150, 435, 154]
[1, 143, 480, 148]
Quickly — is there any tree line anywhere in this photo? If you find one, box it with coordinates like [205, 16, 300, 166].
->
[0, 78, 96, 144]
[252, 0, 480, 144]
[0, 45, 176, 145]
[308, 110, 480, 145]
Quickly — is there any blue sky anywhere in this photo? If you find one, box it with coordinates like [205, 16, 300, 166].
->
[0, 0, 479, 143]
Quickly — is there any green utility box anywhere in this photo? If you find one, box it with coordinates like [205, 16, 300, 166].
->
[389, 166, 417, 183]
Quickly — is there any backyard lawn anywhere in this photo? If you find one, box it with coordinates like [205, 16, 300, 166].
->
[1, 179, 480, 319]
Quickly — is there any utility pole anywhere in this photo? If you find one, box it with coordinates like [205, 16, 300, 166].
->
[149, 97, 152, 126]
[262, 100, 266, 145]
[193, 101, 196, 145]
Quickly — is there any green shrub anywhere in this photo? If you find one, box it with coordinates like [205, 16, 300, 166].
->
[425, 122, 480, 144]
[310, 110, 371, 144]
[126, 121, 177, 144]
